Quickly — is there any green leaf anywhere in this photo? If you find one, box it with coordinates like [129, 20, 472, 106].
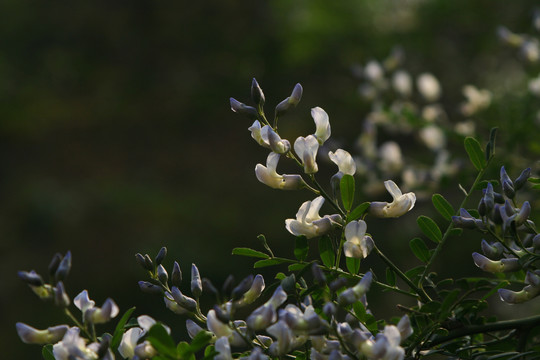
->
[432, 194, 455, 220]
[473, 180, 499, 190]
[288, 263, 308, 272]
[294, 236, 308, 262]
[340, 175, 355, 211]
[147, 323, 177, 358]
[232, 247, 270, 259]
[177, 342, 195, 360]
[202, 346, 218, 360]
[420, 301, 442, 314]
[347, 202, 370, 221]
[409, 238, 431, 263]
[464, 137, 486, 171]
[253, 258, 288, 268]
[489, 127, 498, 158]
[42, 345, 55, 360]
[189, 331, 214, 353]
[417, 216, 442, 243]
[346, 256, 361, 274]
[405, 265, 426, 279]
[386, 268, 396, 287]
[318, 235, 334, 268]
[110, 306, 136, 349]
[448, 228, 463, 237]
[439, 289, 460, 319]
[528, 177, 540, 184]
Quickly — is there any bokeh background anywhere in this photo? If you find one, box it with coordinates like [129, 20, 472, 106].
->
[4, 0, 540, 357]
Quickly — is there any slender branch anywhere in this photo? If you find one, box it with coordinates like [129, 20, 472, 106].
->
[373, 245, 431, 302]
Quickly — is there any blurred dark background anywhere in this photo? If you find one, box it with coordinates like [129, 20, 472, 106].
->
[3, 0, 540, 357]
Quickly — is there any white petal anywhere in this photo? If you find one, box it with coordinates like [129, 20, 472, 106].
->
[329, 149, 356, 175]
[384, 180, 403, 199]
[312, 107, 331, 144]
[74, 290, 95, 313]
[306, 196, 325, 222]
[345, 220, 367, 244]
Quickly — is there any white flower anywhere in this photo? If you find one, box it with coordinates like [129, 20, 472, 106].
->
[74, 290, 119, 324]
[215, 337, 233, 360]
[392, 70, 412, 97]
[312, 107, 331, 145]
[529, 74, 540, 97]
[53, 327, 98, 360]
[285, 196, 342, 239]
[119, 327, 143, 359]
[419, 125, 446, 151]
[416, 73, 441, 102]
[255, 152, 305, 190]
[16, 323, 68, 344]
[294, 135, 319, 174]
[328, 149, 356, 176]
[364, 60, 384, 82]
[379, 141, 403, 174]
[369, 180, 416, 218]
[460, 85, 491, 116]
[344, 220, 374, 259]
[248, 121, 290, 154]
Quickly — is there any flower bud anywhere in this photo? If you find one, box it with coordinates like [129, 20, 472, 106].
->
[311, 264, 327, 285]
[480, 239, 504, 259]
[222, 274, 235, 297]
[213, 304, 231, 323]
[238, 274, 264, 305]
[514, 168, 531, 191]
[500, 166, 515, 198]
[323, 302, 337, 318]
[155, 247, 167, 265]
[48, 253, 63, 278]
[329, 278, 348, 292]
[230, 98, 258, 118]
[135, 253, 151, 271]
[498, 285, 540, 304]
[16, 323, 68, 344]
[202, 278, 219, 297]
[55, 251, 72, 282]
[191, 264, 202, 298]
[54, 281, 70, 308]
[275, 84, 303, 117]
[157, 265, 168, 285]
[514, 201, 531, 226]
[251, 78, 265, 106]
[18, 270, 44, 287]
[532, 234, 540, 250]
[185, 319, 204, 339]
[138, 281, 164, 295]
[171, 261, 182, 287]
[525, 271, 540, 287]
[164, 296, 189, 315]
[171, 286, 197, 312]
[143, 254, 154, 271]
[232, 274, 254, 301]
[472, 253, 521, 273]
[482, 183, 495, 212]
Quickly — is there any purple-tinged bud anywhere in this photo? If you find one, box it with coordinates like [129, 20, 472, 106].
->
[482, 183, 495, 213]
[135, 253, 151, 271]
[232, 274, 254, 301]
[54, 281, 70, 308]
[312, 264, 327, 285]
[352, 272, 373, 297]
[171, 261, 182, 287]
[245, 347, 268, 360]
[55, 251, 72, 282]
[500, 166, 514, 188]
[138, 281, 163, 295]
[246, 304, 276, 330]
[16, 323, 68, 344]
[164, 296, 188, 315]
[143, 254, 154, 271]
[213, 304, 231, 323]
[275, 84, 303, 117]
[157, 265, 168, 285]
[230, 98, 258, 118]
[493, 191, 505, 204]
[185, 319, 203, 339]
[472, 252, 520, 273]
[222, 274, 235, 296]
[171, 286, 197, 312]
[526, 271, 540, 287]
[498, 285, 540, 304]
[323, 302, 337, 318]
[533, 234, 540, 250]
[18, 270, 44, 287]
[397, 315, 413, 340]
[478, 198, 487, 217]
[503, 200, 515, 217]
[155, 247, 167, 265]
[451, 216, 477, 229]
[96, 334, 112, 359]
[514, 168, 531, 191]
[241, 274, 265, 305]
[202, 278, 219, 297]
[338, 288, 357, 306]
[481, 239, 504, 259]
[349, 329, 370, 348]
[251, 78, 265, 106]
[191, 264, 202, 298]
[48, 253, 63, 278]
[492, 204, 503, 224]
[329, 277, 348, 292]
[502, 179, 515, 199]
[514, 201, 531, 226]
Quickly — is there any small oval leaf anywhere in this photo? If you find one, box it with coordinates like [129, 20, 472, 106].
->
[464, 137, 486, 171]
[346, 256, 361, 274]
[318, 235, 334, 268]
[232, 247, 270, 259]
[294, 236, 309, 262]
[432, 194, 455, 220]
[409, 237, 431, 263]
[340, 175, 355, 211]
[348, 202, 370, 221]
[417, 216, 442, 243]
